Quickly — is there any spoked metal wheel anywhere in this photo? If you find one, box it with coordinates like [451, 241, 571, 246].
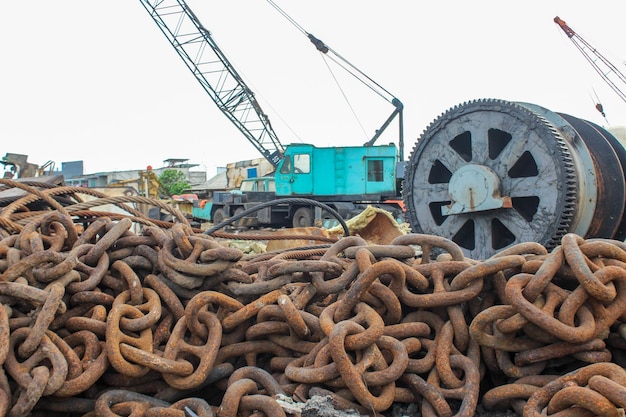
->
[403, 99, 626, 259]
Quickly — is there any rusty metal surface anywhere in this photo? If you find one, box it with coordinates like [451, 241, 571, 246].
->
[0, 182, 625, 416]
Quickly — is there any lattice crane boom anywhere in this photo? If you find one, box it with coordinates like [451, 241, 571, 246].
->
[138, 0, 285, 168]
[554, 16, 626, 104]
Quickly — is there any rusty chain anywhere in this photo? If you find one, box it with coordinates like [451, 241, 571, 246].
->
[0, 208, 624, 416]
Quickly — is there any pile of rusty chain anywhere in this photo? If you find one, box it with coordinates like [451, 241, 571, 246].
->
[0, 178, 189, 237]
[0, 210, 625, 417]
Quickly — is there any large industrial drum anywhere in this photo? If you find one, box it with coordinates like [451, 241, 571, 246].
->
[403, 99, 626, 259]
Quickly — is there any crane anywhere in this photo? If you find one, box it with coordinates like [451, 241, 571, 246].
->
[139, 0, 407, 229]
[554, 16, 626, 105]
[138, 0, 404, 167]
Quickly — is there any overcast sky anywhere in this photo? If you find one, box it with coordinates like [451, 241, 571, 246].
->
[2, 1, 625, 177]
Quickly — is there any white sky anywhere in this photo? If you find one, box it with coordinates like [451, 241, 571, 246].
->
[2, 1, 625, 176]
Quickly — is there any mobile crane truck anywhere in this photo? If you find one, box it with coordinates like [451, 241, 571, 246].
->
[138, 0, 406, 230]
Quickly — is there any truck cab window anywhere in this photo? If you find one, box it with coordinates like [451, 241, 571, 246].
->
[280, 155, 291, 174]
[367, 159, 384, 182]
[240, 181, 254, 191]
[294, 154, 310, 174]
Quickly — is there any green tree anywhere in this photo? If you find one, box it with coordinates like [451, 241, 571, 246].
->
[159, 169, 190, 196]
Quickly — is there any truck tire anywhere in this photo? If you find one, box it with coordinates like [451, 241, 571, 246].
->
[212, 208, 226, 225]
[292, 207, 313, 228]
[233, 207, 246, 229]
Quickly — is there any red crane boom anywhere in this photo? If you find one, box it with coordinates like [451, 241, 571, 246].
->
[554, 16, 626, 104]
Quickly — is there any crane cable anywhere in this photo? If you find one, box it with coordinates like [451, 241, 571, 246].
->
[320, 54, 370, 139]
[265, 0, 397, 105]
[265, 0, 364, 136]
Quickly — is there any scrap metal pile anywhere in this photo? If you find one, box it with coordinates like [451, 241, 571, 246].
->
[0, 179, 625, 417]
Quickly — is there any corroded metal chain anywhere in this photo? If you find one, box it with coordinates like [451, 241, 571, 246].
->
[0, 212, 625, 416]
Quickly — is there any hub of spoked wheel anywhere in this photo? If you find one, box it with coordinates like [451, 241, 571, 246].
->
[442, 164, 511, 216]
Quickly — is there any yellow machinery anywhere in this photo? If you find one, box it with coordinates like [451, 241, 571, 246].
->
[109, 169, 163, 198]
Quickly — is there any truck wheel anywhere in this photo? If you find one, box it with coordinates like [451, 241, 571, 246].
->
[233, 207, 246, 228]
[292, 207, 313, 228]
[212, 208, 226, 225]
